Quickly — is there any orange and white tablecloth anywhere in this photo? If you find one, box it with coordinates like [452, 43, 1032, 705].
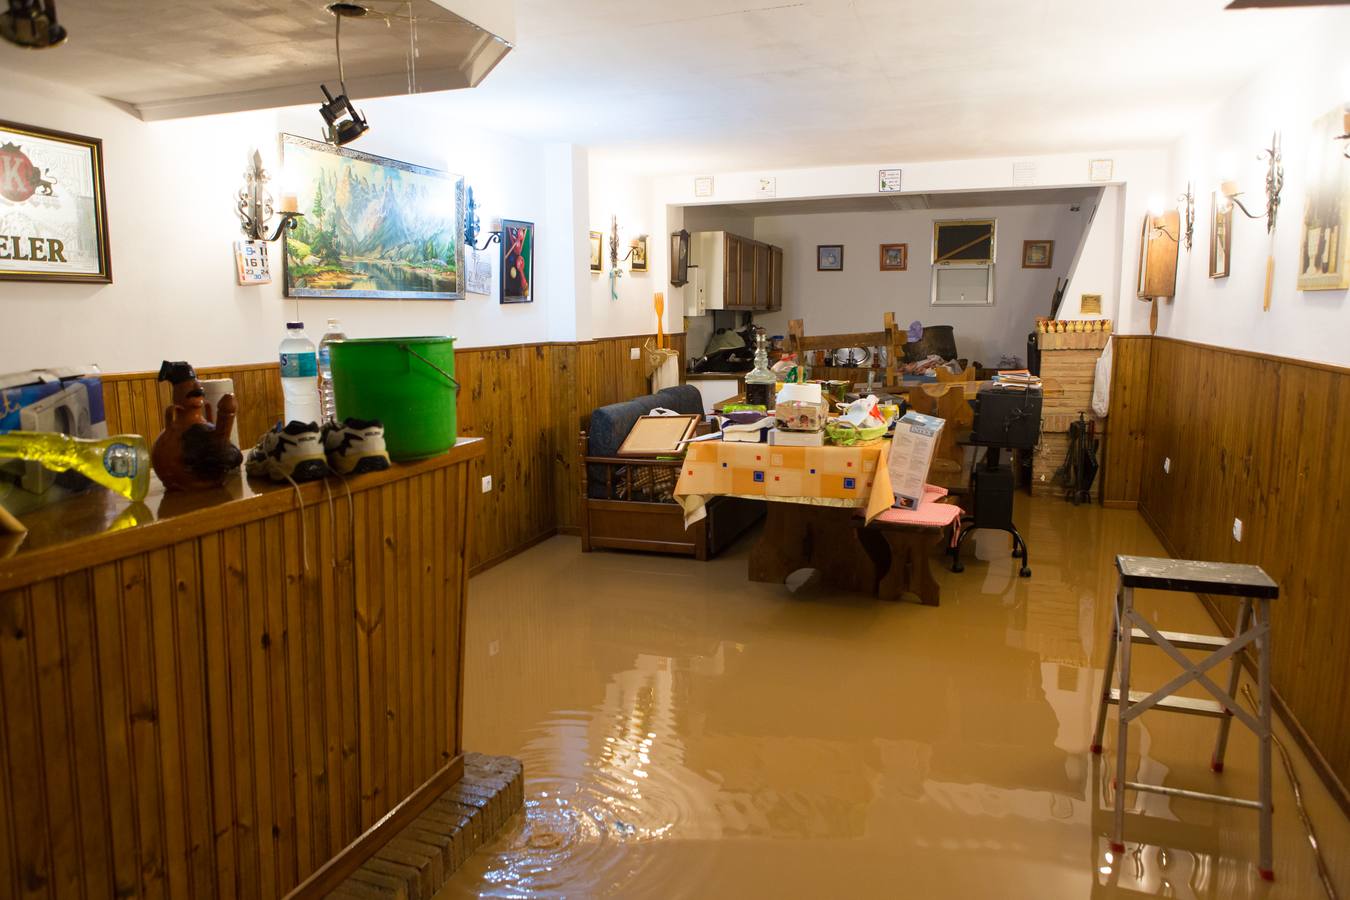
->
[673, 439, 894, 527]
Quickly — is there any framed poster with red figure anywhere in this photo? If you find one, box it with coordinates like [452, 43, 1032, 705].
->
[500, 218, 534, 303]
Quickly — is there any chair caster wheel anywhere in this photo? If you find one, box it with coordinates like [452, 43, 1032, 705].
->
[1019, 567, 1031, 578]
[952, 562, 964, 573]
[1089, 743, 1102, 754]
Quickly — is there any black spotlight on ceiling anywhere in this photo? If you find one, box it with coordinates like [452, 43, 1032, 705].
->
[0, 0, 68, 49]
[319, 84, 369, 146]
[318, 2, 370, 146]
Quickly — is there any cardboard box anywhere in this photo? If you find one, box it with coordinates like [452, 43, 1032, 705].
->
[0, 367, 107, 515]
[888, 410, 944, 510]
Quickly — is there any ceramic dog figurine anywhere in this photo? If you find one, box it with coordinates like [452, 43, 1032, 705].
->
[150, 360, 244, 490]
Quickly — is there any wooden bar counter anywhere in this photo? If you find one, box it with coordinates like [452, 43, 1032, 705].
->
[0, 438, 484, 899]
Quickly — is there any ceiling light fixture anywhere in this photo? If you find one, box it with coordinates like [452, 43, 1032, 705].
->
[1217, 132, 1283, 233]
[0, 0, 67, 48]
[318, 3, 370, 146]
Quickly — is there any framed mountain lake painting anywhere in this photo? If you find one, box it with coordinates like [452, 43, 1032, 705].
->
[280, 133, 464, 299]
[0, 120, 111, 283]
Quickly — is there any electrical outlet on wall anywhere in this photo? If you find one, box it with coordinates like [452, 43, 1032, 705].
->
[1163, 457, 1171, 474]
[1233, 518, 1243, 542]
[630, 347, 641, 360]
[481, 475, 493, 493]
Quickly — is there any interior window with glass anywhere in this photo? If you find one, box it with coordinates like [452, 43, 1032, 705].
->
[931, 219, 995, 306]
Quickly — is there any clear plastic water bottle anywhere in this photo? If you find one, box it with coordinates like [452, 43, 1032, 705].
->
[279, 322, 321, 426]
[317, 317, 347, 424]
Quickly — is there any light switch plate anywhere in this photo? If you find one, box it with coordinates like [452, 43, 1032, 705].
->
[630, 347, 641, 360]
[1163, 457, 1171, 474]
[481, 475, 492, 493]
[1233, 518, 1243, 542]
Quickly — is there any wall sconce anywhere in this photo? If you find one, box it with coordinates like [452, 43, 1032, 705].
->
[236, 150, 303, 242]
[1217, 131, 1283, 233]
[470, 217, 502, 251]
[1147, 185, 1194, 249]
[1336, 110, 1350, 159]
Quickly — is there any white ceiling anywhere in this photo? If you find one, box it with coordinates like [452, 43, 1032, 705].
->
[708, 186, 1102, 217]
[4, 1, 1344, 174]
[421, 0, 1344, 174]
[6, 0, 510, 119]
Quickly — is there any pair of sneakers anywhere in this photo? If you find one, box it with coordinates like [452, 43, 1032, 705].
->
[245, 418, 390, 483]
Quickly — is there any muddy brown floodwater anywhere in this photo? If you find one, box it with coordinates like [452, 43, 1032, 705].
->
[438, 495, 1349, 899]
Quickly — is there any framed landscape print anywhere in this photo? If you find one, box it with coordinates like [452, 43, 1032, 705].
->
[1022, 240, 1053, 269]
[1296, 103, 1349, 291]
[0, 120, 111, 283]
[1209, 191, 1231, 278]
[879, 243, 907, 271]
[817, 244, 843, 271]
[281, 133, 464, 299]
[589, 230, 603, 272]
[500, 218, 534, 303]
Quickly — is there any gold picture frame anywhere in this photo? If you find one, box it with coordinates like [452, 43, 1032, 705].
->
[589, 230, 603, 273]
[1209, 192, 1231, 279]
[1296, 103, 1349, 291]
[1022, 240, 1053, 269]
[617, 414, 700, 457]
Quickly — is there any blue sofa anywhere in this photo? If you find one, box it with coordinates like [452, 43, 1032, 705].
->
[579, 385, 763, 559]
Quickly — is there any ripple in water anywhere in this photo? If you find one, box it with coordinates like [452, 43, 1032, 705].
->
[464, 698, 714, 898]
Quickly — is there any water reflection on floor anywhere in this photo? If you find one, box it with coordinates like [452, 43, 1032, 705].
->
[438, 496, 1349, 899]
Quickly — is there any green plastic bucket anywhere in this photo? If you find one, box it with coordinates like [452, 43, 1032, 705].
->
[328, 336, 458, 461]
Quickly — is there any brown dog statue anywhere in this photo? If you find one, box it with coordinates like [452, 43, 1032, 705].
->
[150, 361, 244, 490]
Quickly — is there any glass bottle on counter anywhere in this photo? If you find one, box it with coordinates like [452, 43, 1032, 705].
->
[744, 328, 777, 410]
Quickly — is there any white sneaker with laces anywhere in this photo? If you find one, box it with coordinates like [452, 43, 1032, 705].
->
[322, 418, 391, 475]
[245, 421, 329, 482]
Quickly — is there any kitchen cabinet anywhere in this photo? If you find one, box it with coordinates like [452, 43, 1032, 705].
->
[685, 230, 784, 314]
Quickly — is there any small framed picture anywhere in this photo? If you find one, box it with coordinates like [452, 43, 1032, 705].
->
[1209, 192, 1231, 279]
[589, 230, 603, 273]
[879, 243, 907, 271]
[629, 235, 648, 272]
[500, 218, 534, 303]
[817, 244, 843, 271]
[1022, 240, 1053, 269]
[670, 229, 690, 286]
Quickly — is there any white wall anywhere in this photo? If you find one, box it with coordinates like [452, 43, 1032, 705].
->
[585, 160, 664, 339]
[1160, 17, 1350, 367]
[749, 202, 1091, 366]
[653, 147, 1174, 339]
[0, 73, 562, 373]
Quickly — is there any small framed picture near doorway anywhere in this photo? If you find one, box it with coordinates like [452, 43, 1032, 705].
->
[879, 243, 907, 271]
[817, 244, 843, 271]
[500, 218, 534, 303]
[589, 230, 603, 273]
[1022, 240, 1053, 269]
[1209, 192, 1231, 279]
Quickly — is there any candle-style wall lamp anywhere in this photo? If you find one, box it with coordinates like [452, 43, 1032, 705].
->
[1336, 109, 1350, 159]
[1178, 183, 1195, 251]
[1148, 184, 1195, 250]
[236, 150, 303, 242]
[1217, 131, 1284, 233]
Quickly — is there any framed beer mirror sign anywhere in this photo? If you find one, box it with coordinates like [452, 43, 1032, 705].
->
[0, 120, 112, 283]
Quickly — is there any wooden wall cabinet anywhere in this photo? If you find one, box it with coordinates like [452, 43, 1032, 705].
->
[689, 230, 784, 312]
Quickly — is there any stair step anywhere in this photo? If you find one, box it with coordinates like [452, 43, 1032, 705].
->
[1108, 688, 1227, 718]
[1128, 628, 1229, 651]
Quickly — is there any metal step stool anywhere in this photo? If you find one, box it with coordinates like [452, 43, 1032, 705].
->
[1091, 554, 1279, 881]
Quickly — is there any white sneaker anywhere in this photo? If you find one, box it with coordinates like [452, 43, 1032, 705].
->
[245, 421, 329, 482]
[322, 417, 391, 475]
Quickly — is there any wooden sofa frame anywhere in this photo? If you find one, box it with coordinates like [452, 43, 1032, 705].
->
[578, 430, 762, 559]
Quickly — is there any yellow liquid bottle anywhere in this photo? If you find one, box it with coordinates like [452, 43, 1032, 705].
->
[0, 431, 151, 502]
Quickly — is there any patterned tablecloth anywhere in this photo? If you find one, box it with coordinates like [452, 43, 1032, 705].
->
[673, 439, 895, 527]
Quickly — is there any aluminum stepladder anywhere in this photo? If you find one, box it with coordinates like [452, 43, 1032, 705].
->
[1091, 554, 1279, 881]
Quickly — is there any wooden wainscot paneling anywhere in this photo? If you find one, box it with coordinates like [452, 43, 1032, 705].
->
[1138, 336, 1350, 814]
[0, 440, 482, 899]
[96, 332, 682, 576]
[102, 361, 286, 450]
[1101, 335, 1152, 508]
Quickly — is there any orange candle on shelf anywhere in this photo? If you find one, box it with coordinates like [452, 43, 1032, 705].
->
[279, 192, 298, 213]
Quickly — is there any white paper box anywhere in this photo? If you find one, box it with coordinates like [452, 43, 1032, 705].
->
[888, 411, 945, 510]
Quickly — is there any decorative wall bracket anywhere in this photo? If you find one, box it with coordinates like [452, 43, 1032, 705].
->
[1220, 131, 1283, 234]
[236, 150, 303, 242]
